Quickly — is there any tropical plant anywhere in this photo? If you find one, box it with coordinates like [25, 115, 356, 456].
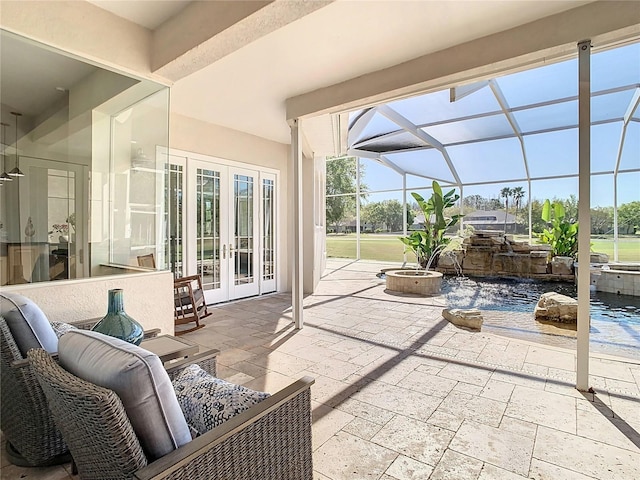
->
[536, 199, 579, 258]
[399, 181, 462, 269]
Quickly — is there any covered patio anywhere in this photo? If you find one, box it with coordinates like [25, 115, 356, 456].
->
[7, 258, 639, 479]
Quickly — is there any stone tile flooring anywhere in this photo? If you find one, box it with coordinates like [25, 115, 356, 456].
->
[3, 259, 639, 479]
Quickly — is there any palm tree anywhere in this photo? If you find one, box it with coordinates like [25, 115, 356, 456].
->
[512, 186, 525, 232]
[500, 187, 513, 233]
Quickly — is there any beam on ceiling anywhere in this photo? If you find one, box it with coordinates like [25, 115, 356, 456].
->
[287, 1, 640, 120]
[152, 1, 333, 81]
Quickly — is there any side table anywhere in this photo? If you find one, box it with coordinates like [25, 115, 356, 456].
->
[141, 334, 219, 380]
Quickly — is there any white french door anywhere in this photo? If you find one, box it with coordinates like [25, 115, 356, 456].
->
[172, 153, 277, 304]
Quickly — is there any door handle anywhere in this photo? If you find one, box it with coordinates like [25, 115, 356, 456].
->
[229, 244, 235, 255]
[222, 244, 226, 259]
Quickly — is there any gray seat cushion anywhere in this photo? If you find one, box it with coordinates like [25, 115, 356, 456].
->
[0, 292, 58, 357]
[58, 330, 191, 461]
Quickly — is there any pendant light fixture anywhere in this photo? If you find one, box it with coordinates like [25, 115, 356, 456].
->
[8, 112, 24, 177]
[0, 122, 12, 182]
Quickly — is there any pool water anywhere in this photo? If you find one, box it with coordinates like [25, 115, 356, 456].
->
[378, 271, 640, 358]
[442, 276, 640, 325]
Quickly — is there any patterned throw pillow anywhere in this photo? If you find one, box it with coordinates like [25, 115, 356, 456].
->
[50, 321, 79, 339]
[172, 364, 270, 436]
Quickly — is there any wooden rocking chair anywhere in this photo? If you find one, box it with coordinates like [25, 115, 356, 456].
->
[173, 275, 211, 334]
[137, 254, 211, 335]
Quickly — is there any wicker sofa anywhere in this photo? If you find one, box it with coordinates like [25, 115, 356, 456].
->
[28, 347, 314, 480]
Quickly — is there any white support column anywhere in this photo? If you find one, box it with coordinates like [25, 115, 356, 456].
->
[459, 185, 464, 236]
[402, 173, 407, 264]
[528, 185, 532, 243]
[356, 157, 361, 260]
[613, 177, 619, 262]
[291, 119, 304, 329]
[576, 40, 591, 391]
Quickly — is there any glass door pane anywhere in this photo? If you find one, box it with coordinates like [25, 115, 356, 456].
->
[166, 162, 184, 277]
[262, 176, 276, 293]
[230, 169, 259, 299]
[196, 168, 221, 294]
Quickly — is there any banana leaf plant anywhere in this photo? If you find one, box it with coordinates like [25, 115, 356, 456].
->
[399, 181, 462, 269]
[536, 199, 579, 259]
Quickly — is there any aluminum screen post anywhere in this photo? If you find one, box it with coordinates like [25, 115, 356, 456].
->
[291, 119, 304, 329]
[576, 40, 591, 392]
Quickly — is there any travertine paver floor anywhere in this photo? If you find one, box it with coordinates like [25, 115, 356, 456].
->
[3, 259, 639, 479]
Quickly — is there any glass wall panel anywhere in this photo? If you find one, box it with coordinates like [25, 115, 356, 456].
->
[0, 30, 169, 285]
[110, 89, 169, 268]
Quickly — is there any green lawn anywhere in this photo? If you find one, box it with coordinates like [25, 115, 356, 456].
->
[326, 234, 640, 263]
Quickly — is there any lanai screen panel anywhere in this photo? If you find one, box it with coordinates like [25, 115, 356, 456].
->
[351, 112, 402, 145]
[448, 138, 526, 184]
[525, 129, 578, 178]
[388, 86, 501, 125]
[619, 122, 640, 171]
[346, 40, 639, 189]
[387, 149, 457, 184]
[592, 122, 623, 173]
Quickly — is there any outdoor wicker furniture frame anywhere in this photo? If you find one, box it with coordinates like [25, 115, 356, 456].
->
[0, 317, 67, 466]
[28, 348, 314, 480]
[0, 313, 208, 467]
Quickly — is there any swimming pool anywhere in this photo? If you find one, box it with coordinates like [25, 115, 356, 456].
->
[441, 276, 640, 324]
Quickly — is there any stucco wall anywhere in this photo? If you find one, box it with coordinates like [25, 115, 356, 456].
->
[170, 112, 291, 291]
[2, 271, 175, 334]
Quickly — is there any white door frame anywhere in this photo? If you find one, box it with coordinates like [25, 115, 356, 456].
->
[165, 147, 280, 304]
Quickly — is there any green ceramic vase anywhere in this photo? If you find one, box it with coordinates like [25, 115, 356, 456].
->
[92, 289, 144, 345]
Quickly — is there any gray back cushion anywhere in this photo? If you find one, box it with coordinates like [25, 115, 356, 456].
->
[0, 292, 58, 357]
[58, 330, 191, 461]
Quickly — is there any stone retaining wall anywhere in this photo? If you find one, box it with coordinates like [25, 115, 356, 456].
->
[438, 230, 573, 281]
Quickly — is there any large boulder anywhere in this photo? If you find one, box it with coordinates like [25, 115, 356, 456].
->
[551, 256, 574, 276]
[534, 292, 578, 323]
[442, 308, 483, 331]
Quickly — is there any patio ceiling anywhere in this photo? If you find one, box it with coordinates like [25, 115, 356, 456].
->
[346, 41, 640, 188]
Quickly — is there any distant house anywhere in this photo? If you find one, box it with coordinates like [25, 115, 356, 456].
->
[410, 210, 517, 233]
[462, 210, 517, 232]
